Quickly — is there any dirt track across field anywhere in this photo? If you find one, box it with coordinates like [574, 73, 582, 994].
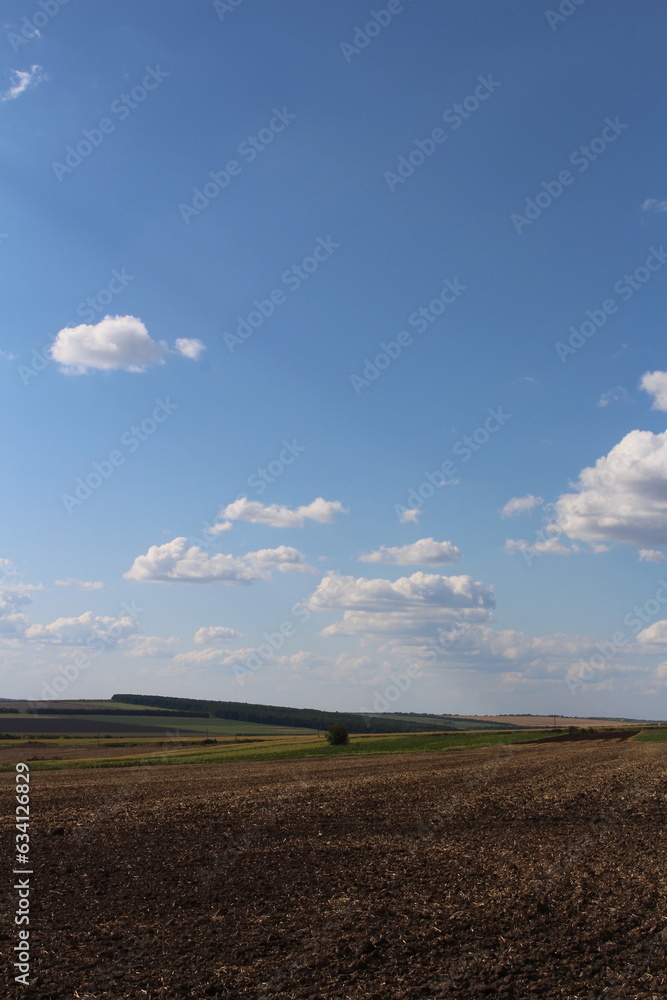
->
[1, 742, 666, 999]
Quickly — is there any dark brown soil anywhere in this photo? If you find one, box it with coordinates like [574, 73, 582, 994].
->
[1, 742, 666, 999]
[524, 729, 638, 744]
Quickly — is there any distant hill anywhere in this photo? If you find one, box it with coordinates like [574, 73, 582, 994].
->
[112, 694, 465, 734]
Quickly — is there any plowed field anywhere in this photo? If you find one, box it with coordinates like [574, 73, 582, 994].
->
[1, 742, 666, 999]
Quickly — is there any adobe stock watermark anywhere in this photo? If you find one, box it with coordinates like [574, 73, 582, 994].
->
[52, 66, 169, 181]
[233, 575, 345, 685]
[383, 74, 501, 192]
[339, 0, 413, 62]
[394, 407, 511, 520]
[179, 107, 296, 224]
[509, 449, 638, 567]
[181, 439, 306, 553]
[566, 580, 667, 694]
[358, 615, 477, 720]
[30, 600, 144, 702]
[511, 116, 628, 233]
[350, 276, 467, 394]
[7, 0, 71, 53]
[555, 245, 667, 362]
[17, 267, 135, 384]
[224, 236, 340, 352]
[545, 0, 586, 31]
[61, 397, 178, 513]
[246, 439, 305, 495]
[213, 0, 246, 21]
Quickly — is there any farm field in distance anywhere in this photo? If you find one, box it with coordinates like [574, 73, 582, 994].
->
[457, 714, 666, 728]
[2, 740, 665, 999]
[2, 723, 665, 771]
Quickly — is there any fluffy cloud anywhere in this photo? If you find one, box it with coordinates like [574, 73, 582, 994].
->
[49, 315, 206, 374]
[194, 626, 244, 644]
[309, 571, 494, 614]
[500, 494, 543, 518]
[119, 635, 181, 658]
[1, 65, 45, 102]
[359, 538, 460, 566]
[124, 537, 313, 583]
[54, 579, 104, 591]
[639, 549, 667, 563]
[0, 580, 44, 641]
[310, 571, 494, 642]
[640, 371, 667, 411]
[175, 338, 205, 360]
[549, 429, 667, 548]
[0, 613, 30, 638]
[637, 620, 667, 645]
[214, 497, 347, 530]
[25, 611, 138, 646]
[399, 509, 421, 524]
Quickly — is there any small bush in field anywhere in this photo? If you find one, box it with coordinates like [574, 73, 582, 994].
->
[325, 723, 349, 746]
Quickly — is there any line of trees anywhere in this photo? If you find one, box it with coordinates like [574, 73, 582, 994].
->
[26, 707, 209, 717]
[112, 693, 459, 734]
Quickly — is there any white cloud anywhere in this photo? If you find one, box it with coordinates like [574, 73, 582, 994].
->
[54, 578, 104, 591]
[49, 315, 206, 374]
[310, 571, 494, 642]
[172, 646, 258, 670]
[214, 497, 347, 530]
[549, 429, 667, 548]
[399, 508, 421, 524]
[637, 620, 667, 645]
[500, 494, 543, 518]
[124, 537, 313, 584]
[275, 650, 383, 684]
[119, 635, 181, 658]
[640, 371, 667, 411]
[248, 546, 315, 574]
[642, 199, 667, 213]
[504, 537, 577, 556]
[360, 538, 461, 565]
[25, 611, 138, 646]
[639, 549, 667, 563]
[194, 626, 244, 644]
[309, 571, 494, 614]
[50, 315, 167, 373]
[422, 622, 597, 673]
[175, 338, 205, 360]
[1, 65, 45, 102]
[0, 577, 44, 642]
[597, 387, 628, 408]
[0, 613, 30, 638]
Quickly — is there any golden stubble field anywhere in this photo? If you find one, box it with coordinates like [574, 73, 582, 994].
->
[1, 742, 666, 1000]
[459, 715, 655, 728]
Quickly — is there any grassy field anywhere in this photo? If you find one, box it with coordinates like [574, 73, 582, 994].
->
[632, 726, 667, 741]
[367, 713, 516, 730]
[0, 727, 577, 771]
[0, 712, 317, 736]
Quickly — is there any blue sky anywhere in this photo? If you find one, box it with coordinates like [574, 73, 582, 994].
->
[2, 0, 667, 719]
